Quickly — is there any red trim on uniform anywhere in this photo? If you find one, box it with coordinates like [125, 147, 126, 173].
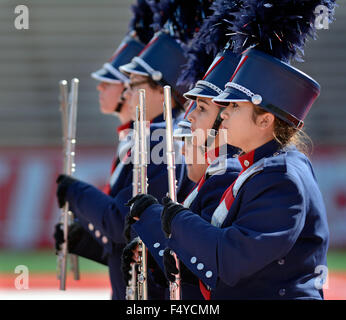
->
[124, 149, 131, 161]
[199, 280, 211, 300]
[229, 55, 248, 82]
[182, 178, 200, 205]
[138, 35, 159, 56]
[205, 147, 220, 165]
[218, 182, 236, 211]
[117, 121, 131, 134]
[202, 56, 224, 80]
[110, 156, 118, 173]
[220, 184, 233, 204]
[197, 175, 206, 192]
[217, 149, 256, 213]
[238, 149, 255, 171]
[103, 184, 111, 195]
[108, 43, 129, 62]
[224, 184, 236, 211]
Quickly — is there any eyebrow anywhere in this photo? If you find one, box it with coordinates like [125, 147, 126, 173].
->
[130, 75, 144, 82]
[197, 98, 209, 105]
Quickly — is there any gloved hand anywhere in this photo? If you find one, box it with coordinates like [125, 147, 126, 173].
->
[121, 237, 140, 284]
[54, 221, 85, 254]
[54, 221, 108, 265]
[161, 196, 186, 238]
[123, 214, 135, 243]
[67, 222, 86, 250]
[123, 194, 159, 242]
[54, 223, 64, 253]
[121, 236, 169, 288]
[125, 194, 159, 219]
[163, 248, 198, 285]
[56, 174, 78, 208]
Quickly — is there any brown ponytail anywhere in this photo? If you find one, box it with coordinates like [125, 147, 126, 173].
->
[252, 105, 313, 157]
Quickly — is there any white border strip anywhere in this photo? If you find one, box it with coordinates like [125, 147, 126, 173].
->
[225, 82, 256, 99]
[196, 80, 224, 95]
[225, 82, 263, 105]
[104, 63, 129, 83]
[132, 57, 162, 81]
[91, 71, 122, 84]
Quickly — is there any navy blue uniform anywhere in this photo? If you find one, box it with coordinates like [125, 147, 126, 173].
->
[167, 139, 329, 300]
[133, 145, 242, 299]
[65, 111, 194, 299]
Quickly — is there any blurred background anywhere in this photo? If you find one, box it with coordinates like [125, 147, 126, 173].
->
[0, 0, 345, 299]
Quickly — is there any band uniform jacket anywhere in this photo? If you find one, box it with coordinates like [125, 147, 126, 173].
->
[166, 139, 329, 300]
[64, 111, 194, 299]
[133, 145, 242, 299]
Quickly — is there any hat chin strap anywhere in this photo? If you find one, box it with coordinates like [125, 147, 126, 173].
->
[114, 87, 127, 113]
[198, 108, 225, 159]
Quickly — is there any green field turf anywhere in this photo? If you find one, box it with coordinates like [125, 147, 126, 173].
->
[0, 249, 345, 273]
[0, 250, 108, 273]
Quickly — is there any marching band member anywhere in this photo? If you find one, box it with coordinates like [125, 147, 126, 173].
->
[121, 0, 247, 298]
[161, 49, 330, 300]
[54, 0, 161, 299]
[55, 0, 211, 300]
[159, 0, 336, 300]
[54, 30, 146, 286]
[121, 117, 209, 300]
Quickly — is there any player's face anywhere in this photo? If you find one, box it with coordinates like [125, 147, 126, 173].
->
[188, 97, 221, 147]
[128, 74, 147, 120]
[220, 101, 268, 153]
[97, 81, 124, 114]
[128, 74, 164, 122]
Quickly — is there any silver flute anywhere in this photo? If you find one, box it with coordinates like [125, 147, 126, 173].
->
[137, 89, 149, 300]
[126, 106, 140, 300]
[126, 89, 149, 300]
[57, 78, 80, 290]
[163, 86, 182, 300]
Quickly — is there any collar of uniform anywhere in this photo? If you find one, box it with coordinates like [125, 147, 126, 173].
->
[205, 144, 240, 166]
[151, 108, 182, 124]
[205, 146, 220, 165]
[226, 144, 240, 158]
[117, 121, 133, 140]
[238, 139, 281, 170]
[116, 121, 132, 134]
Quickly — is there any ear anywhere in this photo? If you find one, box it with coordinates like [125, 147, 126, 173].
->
[256, 112, 275, 129]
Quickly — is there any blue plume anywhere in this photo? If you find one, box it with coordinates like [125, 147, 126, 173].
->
[178, 0, 244, 88]
[146, 1, 214, 43]
[129, 0, 155, 44]
[146, 0, 178, 32]
[169, 1, 214, 43]
[230, 0, 337, 62]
